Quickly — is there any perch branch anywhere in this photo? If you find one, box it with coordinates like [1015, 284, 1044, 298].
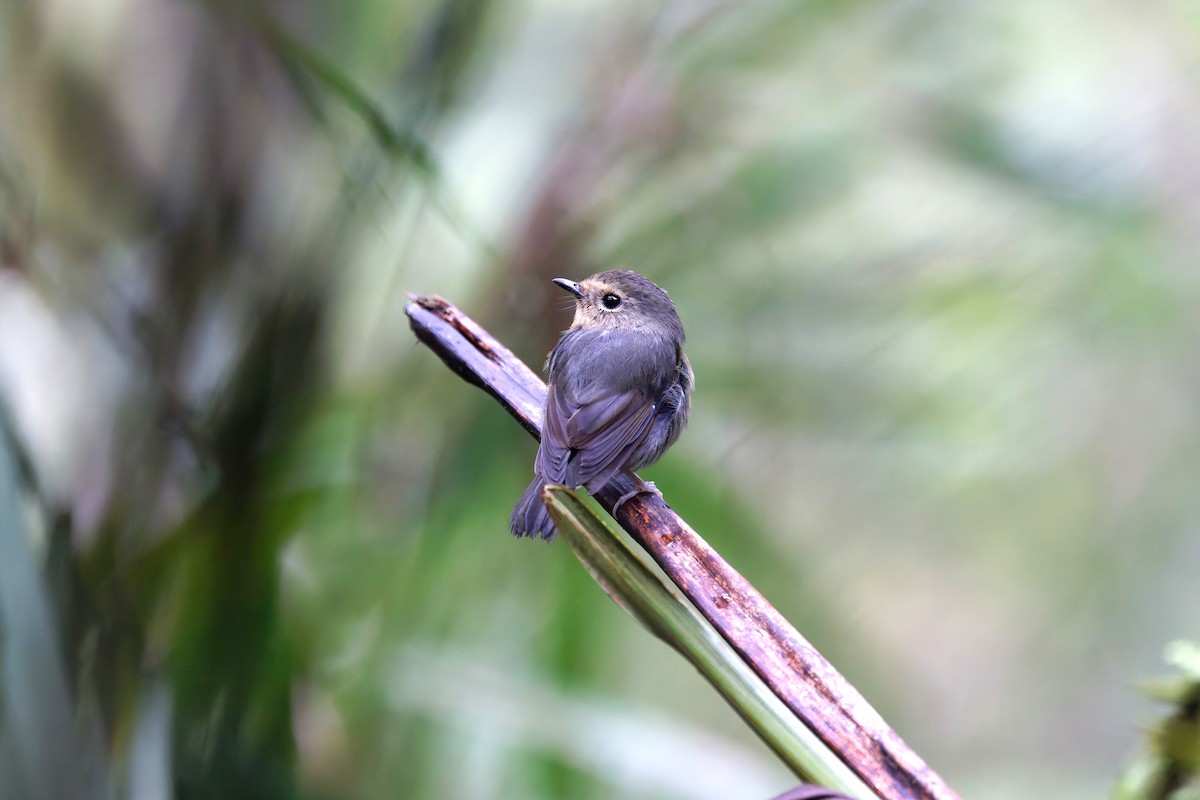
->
[407, 294, 961, 800]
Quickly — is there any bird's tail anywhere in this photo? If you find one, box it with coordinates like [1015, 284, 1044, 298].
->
[510, 476, 557, 541]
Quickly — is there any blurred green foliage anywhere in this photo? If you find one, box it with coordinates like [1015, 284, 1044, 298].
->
[1, 1, 1200, 799]
[1115, 641, 1200, 800]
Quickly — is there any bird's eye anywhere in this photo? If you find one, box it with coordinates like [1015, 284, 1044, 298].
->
[601, 293, 622, 310]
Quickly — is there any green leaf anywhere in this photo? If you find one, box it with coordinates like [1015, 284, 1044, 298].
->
[542, 485, 875, 798]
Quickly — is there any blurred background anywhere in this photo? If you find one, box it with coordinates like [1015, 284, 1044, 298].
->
[2, 1, 1199, 798]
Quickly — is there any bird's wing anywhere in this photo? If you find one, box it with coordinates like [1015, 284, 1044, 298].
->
[537, 382, 655, 493]
[537, 383, 575, 480]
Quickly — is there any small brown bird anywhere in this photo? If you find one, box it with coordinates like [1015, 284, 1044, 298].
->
[511, 269, 693, 541]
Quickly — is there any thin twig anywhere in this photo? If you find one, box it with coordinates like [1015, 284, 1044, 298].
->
[407, 294, 961, 800]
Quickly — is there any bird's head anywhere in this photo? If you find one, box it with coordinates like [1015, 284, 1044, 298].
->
[553, 269, 683, 340]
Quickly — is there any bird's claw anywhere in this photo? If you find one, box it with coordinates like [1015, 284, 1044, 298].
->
[612, 479, 661, 515]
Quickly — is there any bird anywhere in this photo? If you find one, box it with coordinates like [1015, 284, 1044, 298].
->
[510, 269, 693, 541]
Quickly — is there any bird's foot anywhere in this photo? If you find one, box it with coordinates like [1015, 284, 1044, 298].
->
[612, 478, 661, 515]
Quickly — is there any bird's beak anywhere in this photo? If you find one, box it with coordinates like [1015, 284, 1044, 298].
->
[552, 278, 583, 298]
